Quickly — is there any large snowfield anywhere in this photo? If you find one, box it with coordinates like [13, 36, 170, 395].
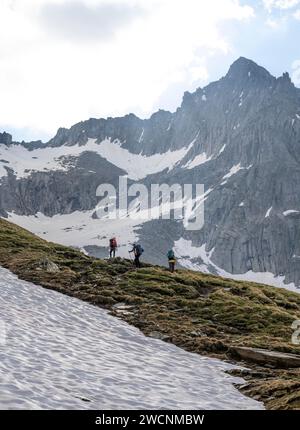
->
[0, 138, 193, 181]
[0, 267, 264, 410]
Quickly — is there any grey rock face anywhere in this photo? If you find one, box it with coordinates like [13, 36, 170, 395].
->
[1, 57, 300, 287]
[0, 132, 12, 146]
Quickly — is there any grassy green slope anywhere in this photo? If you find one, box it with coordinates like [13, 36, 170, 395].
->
[0, 218, 300, 409]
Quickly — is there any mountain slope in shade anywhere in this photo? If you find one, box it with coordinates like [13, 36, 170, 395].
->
[1, 57, 300, 289]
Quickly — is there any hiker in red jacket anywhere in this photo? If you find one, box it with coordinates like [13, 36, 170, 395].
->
[109, 237, 117, 258]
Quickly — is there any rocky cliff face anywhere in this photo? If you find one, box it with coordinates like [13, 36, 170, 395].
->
[1, 57, 300, 289]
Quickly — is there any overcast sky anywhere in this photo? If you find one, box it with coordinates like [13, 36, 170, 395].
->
[0, 0, 300, 141]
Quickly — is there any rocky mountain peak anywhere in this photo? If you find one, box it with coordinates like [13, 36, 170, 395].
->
[0, 132, 12, 146]
[275, 71, 295, 91]
[225, 57, 274, 87]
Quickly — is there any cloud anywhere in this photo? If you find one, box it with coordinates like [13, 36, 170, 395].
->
[266, 17, 281, 27]
[39, 1, 144, 43]
[0, 0, 254, 139]
[292, 60, 300, 86]
[263, 0, 300, 11]
[293, 8, 300, 17]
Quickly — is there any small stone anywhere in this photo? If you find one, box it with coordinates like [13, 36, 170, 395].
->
[149, 331, 170, 341]
[191, 330, 207, 337]
[39, 258, 60, 273]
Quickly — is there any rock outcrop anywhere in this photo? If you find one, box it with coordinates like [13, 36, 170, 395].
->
[231, 347, 300, 368]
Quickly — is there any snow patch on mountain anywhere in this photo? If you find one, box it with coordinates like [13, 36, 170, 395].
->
[94, 139, 193, 180]
[221, 164, 252, 185]
[218, 144, 226, 155]
[223, 164, 242, 179]
[0, 267, 264, 410]
[174, 239, 213, 273]
[0, 138, 192, 181]
[174, 238, 299, 292]
[7, 189, 206, 256]
[0, 143, 80, 179]
[283, 210, 300, 216]
[183, 152, 213, 170]
[138, 128, 145, 143]
[7, 211, 143, 257]
[265, 207, 272, 218]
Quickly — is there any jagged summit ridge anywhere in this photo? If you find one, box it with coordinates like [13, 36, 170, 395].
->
[1, 57, 298, 149]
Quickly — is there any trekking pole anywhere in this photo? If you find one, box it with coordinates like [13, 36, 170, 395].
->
[128, 251, 137, 270]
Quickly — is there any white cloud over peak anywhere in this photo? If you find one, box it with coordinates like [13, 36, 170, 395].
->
[263, 0, 300, 11]
[39, 0, 145, 43]
[293, 8, 300, 17]
[0, 0, 254, 139]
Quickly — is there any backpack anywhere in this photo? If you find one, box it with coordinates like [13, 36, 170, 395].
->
[110, 238, 117, 248]
[135, 244, 144, 256]
[167, 250, 175, 260]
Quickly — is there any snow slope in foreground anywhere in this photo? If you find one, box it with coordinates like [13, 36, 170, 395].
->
[0, 267, 263, 410]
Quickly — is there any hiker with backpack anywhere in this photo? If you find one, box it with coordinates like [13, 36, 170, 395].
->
[109, 237, 118, 258]
[167, 249, 176, 273]
[129, 243, 144, 268]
